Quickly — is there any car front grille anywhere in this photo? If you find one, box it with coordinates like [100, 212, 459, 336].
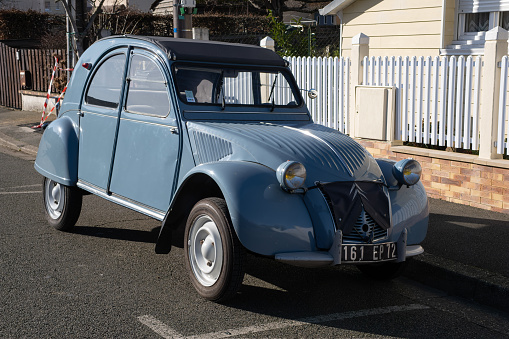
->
[342, 208, 388, 244]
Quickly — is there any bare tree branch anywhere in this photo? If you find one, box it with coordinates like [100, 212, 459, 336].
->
[83, 0, 107, 35]
[56, 0, 108, 59]
[246, 0, 263, 10]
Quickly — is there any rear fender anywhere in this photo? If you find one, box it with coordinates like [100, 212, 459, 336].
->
[34, 116, 79, 186]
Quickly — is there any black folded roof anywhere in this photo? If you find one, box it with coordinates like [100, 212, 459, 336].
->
[105, 35, 287, 67]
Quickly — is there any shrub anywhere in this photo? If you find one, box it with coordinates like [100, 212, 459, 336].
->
[0, 9, 50, 40]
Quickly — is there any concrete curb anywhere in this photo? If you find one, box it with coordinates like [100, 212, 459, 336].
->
[404, 253, 509, 312]
[0, 130, 38, 156]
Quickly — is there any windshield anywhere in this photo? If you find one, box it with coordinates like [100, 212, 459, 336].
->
[173, 64, 302, 108]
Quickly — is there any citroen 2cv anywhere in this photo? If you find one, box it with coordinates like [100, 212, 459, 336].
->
[35, 36, 429, 301]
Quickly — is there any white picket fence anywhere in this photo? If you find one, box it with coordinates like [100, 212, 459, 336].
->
[498, 55, 509, 154]
[363, 55, 483, 151]
[281, 53, 509, 155]
[285, 56, 350, 133]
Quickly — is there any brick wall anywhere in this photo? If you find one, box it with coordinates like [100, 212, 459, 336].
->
[357, 139, 509, 215]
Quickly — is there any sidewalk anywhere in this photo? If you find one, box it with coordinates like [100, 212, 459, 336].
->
[0, 107, 51, 156]
[1, 106, 508, 312]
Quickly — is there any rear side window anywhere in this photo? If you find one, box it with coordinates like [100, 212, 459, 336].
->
[125, 54, 170, 117]
[85, 54, 126, 109]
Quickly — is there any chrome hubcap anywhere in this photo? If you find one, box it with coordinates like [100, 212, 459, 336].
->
[188, 215, 223, 287]
[45, 179, 64, 219]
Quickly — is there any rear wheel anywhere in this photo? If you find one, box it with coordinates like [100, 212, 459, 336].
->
[184, 198, 245, 302]
[43, 177, 82, 231]
[356, 260, 409, 280]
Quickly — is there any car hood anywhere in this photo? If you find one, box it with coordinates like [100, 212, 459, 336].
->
[187, 121, 384, 184]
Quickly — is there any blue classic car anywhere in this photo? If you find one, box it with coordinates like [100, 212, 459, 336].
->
[35, 36, 428, 301]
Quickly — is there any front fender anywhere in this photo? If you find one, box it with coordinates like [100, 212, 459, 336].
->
[34, 116, 79, 186]
[181, 161, 316, 256]
[376, 159, 429, 245]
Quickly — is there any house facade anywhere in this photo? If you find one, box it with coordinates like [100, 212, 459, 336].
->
[0, 0, 64, 13]
[319, 0, 509, 57]
[101, 0, 154, 12]
[0, 0, 155, 14]
[151, 0, 173, 15]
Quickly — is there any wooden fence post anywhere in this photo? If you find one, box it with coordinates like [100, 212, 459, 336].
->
[479, 26, 508, 159]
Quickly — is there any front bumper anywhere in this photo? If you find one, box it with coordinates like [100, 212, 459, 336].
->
[275, 228, 424, 268]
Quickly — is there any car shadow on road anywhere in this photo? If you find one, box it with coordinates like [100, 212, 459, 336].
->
[72, 224, 187, 249]
[217, 253, 436, 337]
[73, 225, 160, 243]
[237, 254, 397, 308]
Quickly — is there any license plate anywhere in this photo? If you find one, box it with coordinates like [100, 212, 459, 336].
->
[342, 242, 397, 263]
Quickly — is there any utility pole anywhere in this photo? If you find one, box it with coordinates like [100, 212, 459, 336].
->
[173, 0, 179, 38]
[173, 0, 196, 39]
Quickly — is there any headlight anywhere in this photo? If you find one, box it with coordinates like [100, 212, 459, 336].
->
[392, 159, 422, 186]
[276, 161, 307, 191]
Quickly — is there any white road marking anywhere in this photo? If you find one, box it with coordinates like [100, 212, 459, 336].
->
[0, 184, 42, 195]
[0, 184, 42, 190]
[0, 191, 42, 195]
[449, 221, 488, 229]
[0, 190, 42, 195]
[138, 315, 185, 339]
[139, 303, 429, 339]
[20, 127, 36, 133]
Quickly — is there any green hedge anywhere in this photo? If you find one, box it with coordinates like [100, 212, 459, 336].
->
[97, 12, 270, 36]
[0, 9, 270, 41]
[193, 14, 270, 35]
[0, 9, 64, 40]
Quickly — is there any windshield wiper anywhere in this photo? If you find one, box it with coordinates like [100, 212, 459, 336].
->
[219, 70, 226, 110]
[268, 74, 278, 107]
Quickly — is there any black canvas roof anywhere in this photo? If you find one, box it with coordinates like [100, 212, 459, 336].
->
[107, 35, 287, 67]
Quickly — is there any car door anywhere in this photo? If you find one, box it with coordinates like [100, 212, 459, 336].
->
[78, 49, 128, 190]
[108, 49, 180, 214]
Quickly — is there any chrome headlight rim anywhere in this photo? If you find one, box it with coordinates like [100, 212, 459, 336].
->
[276, 161, 307, 191]
[392, 158, 422, 186]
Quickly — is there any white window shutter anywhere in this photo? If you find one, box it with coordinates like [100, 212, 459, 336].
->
[459, 0, 509, 13]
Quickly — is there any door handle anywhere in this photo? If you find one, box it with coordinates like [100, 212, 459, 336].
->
[170, 127, 179, 134]
[77, 111, 84, 117]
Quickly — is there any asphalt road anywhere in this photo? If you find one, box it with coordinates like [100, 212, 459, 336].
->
[1, 148, 508, 338]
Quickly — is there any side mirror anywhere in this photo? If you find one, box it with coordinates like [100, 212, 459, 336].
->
[307, 89, 318, 99]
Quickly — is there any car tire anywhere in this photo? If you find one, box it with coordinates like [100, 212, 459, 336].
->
[356, 260, 409, 280]
[42, 177, 82, 232]
[184, 197, 245, 302]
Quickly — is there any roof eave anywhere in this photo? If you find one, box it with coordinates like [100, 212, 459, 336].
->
[319, 0, 357, 16]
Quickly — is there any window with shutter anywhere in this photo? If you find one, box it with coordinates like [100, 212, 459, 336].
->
[443, 0, 509, 55]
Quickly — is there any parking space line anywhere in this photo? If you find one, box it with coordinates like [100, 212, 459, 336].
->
[139, 303, 429, 339]
[138, 315, 185, 339]
[0, 184, 42, 190]
[0, 191, 42, 195]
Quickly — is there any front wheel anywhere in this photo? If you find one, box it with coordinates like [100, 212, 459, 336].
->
[356, 260, 409, 280]
[42, 177, 82, 231]
[184, 198, 245, 302]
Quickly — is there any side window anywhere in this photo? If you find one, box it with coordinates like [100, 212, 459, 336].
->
[126, 54, 170, 117]
[85, 54, 126, 109]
